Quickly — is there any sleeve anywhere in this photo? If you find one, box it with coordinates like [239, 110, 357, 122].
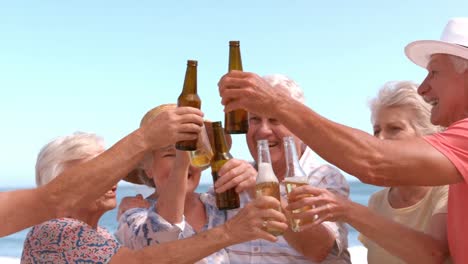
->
[310, 164, 350, 255]
[24, 219, 119, 264]
[312, 164, 350, 198]
[431, 186, 449, 215]
[424, 119, 468, 181]
[115, 206, 186, 249]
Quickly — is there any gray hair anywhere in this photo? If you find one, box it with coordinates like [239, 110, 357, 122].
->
[35, 132, 105, 187]
[262, 74, 305, 104]
[369, 81, 441, 136]
[449, 55, 468, 73]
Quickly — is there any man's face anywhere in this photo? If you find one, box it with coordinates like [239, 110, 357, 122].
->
[246, 113, 302, 175]
[418, 54, 468, 126]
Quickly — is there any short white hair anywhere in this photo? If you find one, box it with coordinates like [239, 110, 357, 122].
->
[262, 74, 305, 104]
[35, 132, 104, 187]
[369, 81, 441, 136]
[449, 55, 468, 73]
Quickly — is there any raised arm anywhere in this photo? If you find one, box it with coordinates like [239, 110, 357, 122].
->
[218, 71, 462, 186]
[0, 107, 203, 237]
[155, 150, 190, 223]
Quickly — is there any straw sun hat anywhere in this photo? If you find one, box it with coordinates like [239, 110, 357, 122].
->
[123, 104, 232, 185]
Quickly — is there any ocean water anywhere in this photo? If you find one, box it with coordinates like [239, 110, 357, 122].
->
[0, 181, 381, 258]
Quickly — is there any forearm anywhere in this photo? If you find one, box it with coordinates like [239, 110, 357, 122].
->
[347, 202, 448, 263]
[111, 225, 235, 264]
[275, 99, 459, 186]
[156, 165, 187, 223]
[283, 224, 335, 262]
[47, 129, 148, 216]
[0, 187, 52, 237]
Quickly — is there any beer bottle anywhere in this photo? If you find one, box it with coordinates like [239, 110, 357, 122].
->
[224, 41, 249, 134]
[175, 60, 201, 151]
[255, 139, 283, 236]
[282, 136, 309, 232]
[210, 121, 240, 210]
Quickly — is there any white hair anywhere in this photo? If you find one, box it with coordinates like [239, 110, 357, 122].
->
[449, 55, 468, 73]
[369, 81, 441, 136]
[35, 132, 104, 187]
[262, 74, 305, 104]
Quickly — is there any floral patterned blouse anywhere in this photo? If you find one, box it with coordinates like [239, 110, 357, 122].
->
[21, 217, 120, 264]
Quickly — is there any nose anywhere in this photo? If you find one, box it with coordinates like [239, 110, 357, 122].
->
[257, 120, 273, 137]
[376, 132, 386, 140]
[417, 74, 430, 96]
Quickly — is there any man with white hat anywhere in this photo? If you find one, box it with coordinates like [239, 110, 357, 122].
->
[218, 18, 468, 263]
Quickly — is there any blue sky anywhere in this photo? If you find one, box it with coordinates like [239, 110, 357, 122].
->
[0, 1, 466, 187]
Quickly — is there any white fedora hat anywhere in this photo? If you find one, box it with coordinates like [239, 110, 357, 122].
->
[405, 17, 468, 68]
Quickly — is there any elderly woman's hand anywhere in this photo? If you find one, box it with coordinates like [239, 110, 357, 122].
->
[117, 194, 151, 220]
[222, 196, 288, 243]
[214, 159, 257, 197]
[285, 186, 351, 230]
[141, 107, 204, 150]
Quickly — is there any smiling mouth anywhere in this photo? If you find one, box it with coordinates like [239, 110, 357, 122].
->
[424, 97, 439, 106]
[267, 142, 279, 148]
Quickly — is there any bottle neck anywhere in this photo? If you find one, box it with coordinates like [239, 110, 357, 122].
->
[182, 64, 197, 94]
[228, 46, 243, 71]
[213, 126, 229, 153]
[256, 140, 278, 183]
[284, 137, 306, 178]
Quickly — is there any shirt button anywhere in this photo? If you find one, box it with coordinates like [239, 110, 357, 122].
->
[253, 247, 260, 252]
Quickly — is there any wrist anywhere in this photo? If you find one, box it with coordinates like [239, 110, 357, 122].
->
[344, 201, 363, 224]
[219, 222, 241, 245]
[132, 128, 151, 152]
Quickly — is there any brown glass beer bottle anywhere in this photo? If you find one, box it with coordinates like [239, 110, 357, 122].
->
[224, 41, 249, 134]
[210, 121, 240, 209]
[175, 60, 201, 151]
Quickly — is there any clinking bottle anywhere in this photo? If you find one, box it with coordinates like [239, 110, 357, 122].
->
[283, 136, 309, 232]
[224, 41, 249, 134]
[255, 139, 283, 236]
[210, 121, 240, 210]
[175, 60, 201, 151]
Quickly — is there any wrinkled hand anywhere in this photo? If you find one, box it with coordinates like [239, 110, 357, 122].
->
[117, 194, 151, 219]
[286, 186, 351, 230]
[223, 196, 288, 243]
[141, 107, 204, 150]
[215, 159, 256, 196]
[218, 71, 291, 117]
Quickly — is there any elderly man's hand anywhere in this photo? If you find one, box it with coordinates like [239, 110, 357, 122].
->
[222, 196, 288, 243]
[141, 107, 204, 150]
[218, 71, 290, 118]
[214, 159, 257, 198]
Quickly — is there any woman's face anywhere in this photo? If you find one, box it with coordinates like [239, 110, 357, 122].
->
[373, 106, 420, 140]
[66, 148, 117, 213]
[146, 145, 202, 194]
